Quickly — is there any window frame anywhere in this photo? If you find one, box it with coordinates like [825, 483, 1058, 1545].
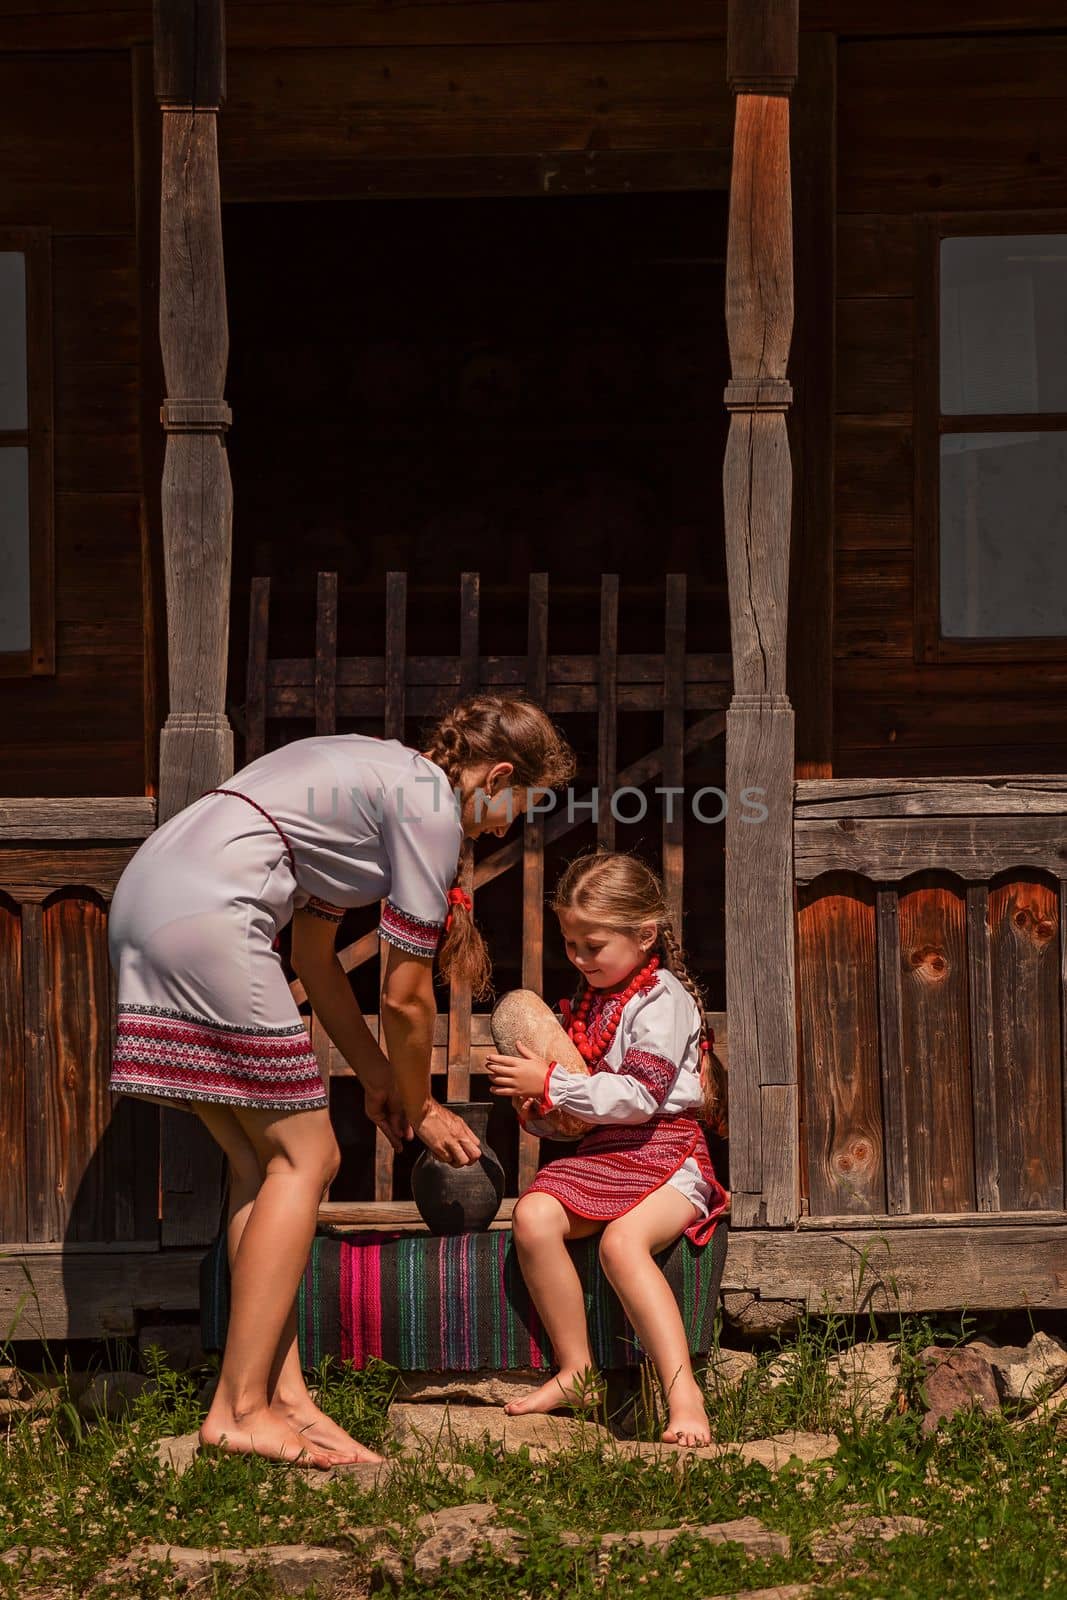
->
[0, 226, 54, 677]
[914, 210, 1067, 665]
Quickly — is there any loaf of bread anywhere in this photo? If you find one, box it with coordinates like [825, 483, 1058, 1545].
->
[489, 987, 591, 1141]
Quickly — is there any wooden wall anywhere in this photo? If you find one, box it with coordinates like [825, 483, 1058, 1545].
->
[0, 49, 149, 795]
[834, 32, 1067, 777]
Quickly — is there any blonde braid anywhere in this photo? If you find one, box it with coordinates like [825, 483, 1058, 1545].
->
[659, 921, 728, 1136]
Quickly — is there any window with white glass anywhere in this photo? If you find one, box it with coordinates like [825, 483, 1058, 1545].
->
[0, 229, 53, 676]
[917, 222, 1067, 662]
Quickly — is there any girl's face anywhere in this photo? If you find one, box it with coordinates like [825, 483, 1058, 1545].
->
[556, 906, 658, 990]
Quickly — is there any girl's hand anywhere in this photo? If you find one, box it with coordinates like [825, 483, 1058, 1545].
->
[485, 1039, 551, 1101]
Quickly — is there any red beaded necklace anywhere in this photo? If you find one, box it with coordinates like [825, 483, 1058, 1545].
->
[559, 954, 661, 1066]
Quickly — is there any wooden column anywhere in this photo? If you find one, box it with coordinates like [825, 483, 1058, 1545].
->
[154, 0, 231, 1245]
[723, 0, 800, 1228]
[154, 0, 234, 821]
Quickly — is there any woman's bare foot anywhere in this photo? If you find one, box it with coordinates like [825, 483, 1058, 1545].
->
[199, 1405, 342, 1468]
[504, 1369, 603, 1417]
[661, 1385, 712, 1448]
[269, 1397, 383, 1463]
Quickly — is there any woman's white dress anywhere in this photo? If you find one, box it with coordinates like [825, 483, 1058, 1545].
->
[107, 736, 463, 1113]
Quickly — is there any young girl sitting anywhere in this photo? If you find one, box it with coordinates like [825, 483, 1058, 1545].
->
[485, 850, 729, 1447]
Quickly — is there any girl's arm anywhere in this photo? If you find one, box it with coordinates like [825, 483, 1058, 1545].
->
[540, 982, 695, 1126]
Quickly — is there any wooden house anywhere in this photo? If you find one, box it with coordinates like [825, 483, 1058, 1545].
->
[1, 0, 1065, 1341]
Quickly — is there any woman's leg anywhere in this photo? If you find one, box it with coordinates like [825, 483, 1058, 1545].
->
[194, 1104, 380, 1463]
[504, 1191, 604, 1417]
[197, 1103, 354, 1465]
[598, 1186, 711, 1447]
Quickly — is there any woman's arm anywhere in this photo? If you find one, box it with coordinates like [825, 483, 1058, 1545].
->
[379, 942, 482, 1165]
[291, 907, 393, 1089]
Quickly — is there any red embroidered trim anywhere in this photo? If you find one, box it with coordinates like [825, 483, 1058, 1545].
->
[379, 898, 444, 958]
[617, 1047, 677, 1107]
[304, 895, 346, 924]
[110, 1007, 326, 1108]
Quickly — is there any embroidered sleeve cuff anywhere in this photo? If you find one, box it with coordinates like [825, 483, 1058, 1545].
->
[378, 897, 445, 959]
[618, 1047, 677, 1107]
[304, 896, 347, 924]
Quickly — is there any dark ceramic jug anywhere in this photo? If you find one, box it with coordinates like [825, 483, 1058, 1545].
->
[411, 1101, 506, 1235]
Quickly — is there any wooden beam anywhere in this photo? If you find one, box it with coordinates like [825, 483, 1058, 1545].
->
[0, 798, 157, 839]
[154, 0, 231, 1244]
[722, 0, 800, 1228]
[795, 815, 1067, 884]
[788, 32, 835, 779]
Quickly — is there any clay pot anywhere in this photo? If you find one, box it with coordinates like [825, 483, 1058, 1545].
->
[411, 1101, 506, 1235]
[490, 988, 592, 1141]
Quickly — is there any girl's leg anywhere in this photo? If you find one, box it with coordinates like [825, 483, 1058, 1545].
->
[197, 1103, 352, 1465]
[194, 1104, 380, 1463]
[505, 1192, 604, 1417]
[598, 1186, 711, 1447]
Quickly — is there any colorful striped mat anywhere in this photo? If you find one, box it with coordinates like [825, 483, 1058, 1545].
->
[200, 1221, 729, 1372]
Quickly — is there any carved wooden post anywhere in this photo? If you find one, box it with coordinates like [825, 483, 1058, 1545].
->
[723, 0, 800, 1228]
[153, 0, 230, 1245]
[154, 0, 234, 822]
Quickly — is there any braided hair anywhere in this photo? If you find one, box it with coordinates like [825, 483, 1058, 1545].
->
[420, 694, 577, 1000]
[550, 850, 728, 1136]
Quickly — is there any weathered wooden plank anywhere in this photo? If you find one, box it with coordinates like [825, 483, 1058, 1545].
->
[244, 576, 270, 764]
[836, 214, 914, 300]
[519, 573, 550, 1191]
[160, 1111, 227, 1249]
[1063, 881, 1067, 1215]
[988, 878, 1064, 1211]
[760, 1084, 798, 1228]
[270, 682, 729, 718]
[834, 550, 913, 661]
[796, 777, 1067, 809]
[839, 35, 1067, 215]
[268, 650, 730, 689]
[0, 799, 156, 840]
[795, 816, 1067, 884]
[789, 30, 835, 779]
[0, 54, 135, 231]
[220, 42, 733, 183]
[224, 148, 731, 204]
[876, 889, 910, 1216]
[661, 575, 685, 934]
[798, 877, 884, 1217]
[726, 0, 796, 91]
[319, 1199, 517, 1231]
[836, 297, 913, 415]
[898, 877, 974, 1213]
[966, 885, 1000, 1212]
[0, 848, 140, 902]
[0, 1250, 203, 1341]
[156, 91, 234, 819]
[21, 903, 49, 1243]
[314, 570, 338, 735]
[597, 574, 619, 851]
[834, 418, 912, 519]
[446, 575, 478, 1103]
[722, 29, 798, 1232]
[0, 901, 26, 1242]
[376, 572, 409, 1201]
[154, 0, 226, 106]
[798, 1209, 1067, 1231]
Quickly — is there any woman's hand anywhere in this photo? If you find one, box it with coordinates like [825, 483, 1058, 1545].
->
[485, 1039, 551, 1102]
[411, 1101, 483, 1167]
[363, 1085, 411, 1154]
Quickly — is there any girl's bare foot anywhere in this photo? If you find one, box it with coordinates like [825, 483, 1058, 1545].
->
[504, 1369, 602, 1417]
[661, 1385, 712, 1447]
[269, 1398, 383, 1463]
[199, 1405, 342, 1468]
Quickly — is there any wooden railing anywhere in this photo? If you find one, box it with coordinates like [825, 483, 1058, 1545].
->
[246, 569, 730, 1209]
[794, 778, 1067, 1220]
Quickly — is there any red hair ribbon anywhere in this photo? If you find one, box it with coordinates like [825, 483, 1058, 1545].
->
[444, 886, 473, 932]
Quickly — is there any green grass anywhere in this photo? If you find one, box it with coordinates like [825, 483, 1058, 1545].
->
[1, 1320, 1065, 1600]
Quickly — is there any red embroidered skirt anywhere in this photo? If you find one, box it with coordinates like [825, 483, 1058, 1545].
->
[524, 1114, 729, 1246]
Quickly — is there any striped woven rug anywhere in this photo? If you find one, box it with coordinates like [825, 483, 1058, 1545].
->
[200, 1221, 729, 1371]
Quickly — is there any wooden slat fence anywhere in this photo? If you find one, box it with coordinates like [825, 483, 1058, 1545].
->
[246, 569, 729, 1208]
[0, 799, 159, 1246]
[795, 779, 1067, 1220]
